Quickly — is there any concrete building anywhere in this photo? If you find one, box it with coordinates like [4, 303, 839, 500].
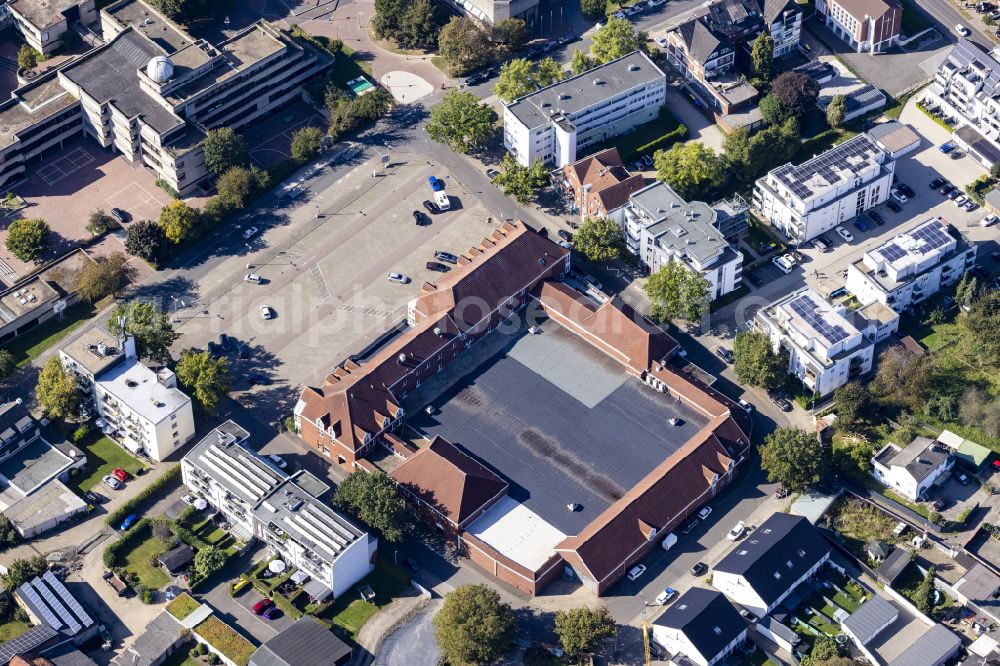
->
[15, 571, 98, 643]
[437, 0, 539, 30]
[816, 0, 901, 54]
[757, 287, 876, 397]
[182, 421, 375, 602]
[753, 134, 894, 243]
[867, 121, 921, 159]
[60, 327, 194, 462]
[502, 51, 666, 168]
[623, 181, 744, 300]
[712, 512, 831, 618]
[0, 0, 332, 195]
[4, 0, 97, 55]
[651, 588, 748, 666]
[870, 436, 953, 501]
[0, 249, 92, 344]
[846, 217, 977, 313]
[925, 40, 1000, 171]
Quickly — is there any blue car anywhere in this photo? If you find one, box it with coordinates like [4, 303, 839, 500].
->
[853, 217, 870, 232]
[940, 141, 957, 154]
[120, 514, 140, 531]
[428, 176, 444, 191]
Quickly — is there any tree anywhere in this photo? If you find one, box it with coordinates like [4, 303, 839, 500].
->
[334, 471, 409, 542]
[581, 0, 606, 19]
[372, 0, 442, 50]
[194, 546, 227, 577]
[438, 17, 494, 73]
[492, 19, 527, 55]
[955, 271, 981, 308]
[760, 427, 824, 492]
[759, 93, 788, 126]
[574, 217, 625, 262]
[870, 346, 934, 412]
[434, 584, 516, 665]
[0, 350, 15, 383]
[554, 606, 616, 658]
[203, 127, 248, 176]
[494, 57, 564, 103]
[772, 71, 820, 118]
[149, 0, 211, 22]
[86, 209, 120, 236]
[290, 126, 325, 163]
[352, 87, 394, 121]
[2, 555, 47, 591]
[722, 126, 753, 182]
[959, 388, 1000, 439]
[645, 261, 711, 323]
[570, 49, 599, 76]
[826, 94, 847, 129]
[961, 289, 1000, 366]
[590, 17, 646, 64]
[17, 45, 38, 70]
[750, 33, 773, 81]
[76, 251, 137, 302]
[108, 300, 179, 364]
[36, 357, 82, 420]
[124, 220, 169, 263]
[833, 382, 871, 426]
[914, 566, 936, 615]
[426, 90, 496, 154]
[801, 637, 840, 666]
[732, 331, 783, 389]
[176, 349, 232, 411]
[159, 200, 199, 244]
[0, 514, 18, 549]
[5, 218, 49, 262]
[748, 116, 800, 173]
[654, 142, 726, 200]
[216, 165, 270, 209]
[490, 154, 550, 204]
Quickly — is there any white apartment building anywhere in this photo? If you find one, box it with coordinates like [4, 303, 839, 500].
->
[816, 0, 901, 54]
[924, 39, 1000, 170]
[502, 51, 666, 168]
[4, 0, 97, 54]
[0, 0, 332, 195]
[623, 181, 743, 300]
[752, 134, 894, 243]
[870, 436, 952, 501]
[440, 0, 539, 28]
[756, 287, 875, 396]
[182, 421, 376, 602]
[60, 326, 194, 461]
[846, 217, 978, 312]
[651, 588, 748, 666]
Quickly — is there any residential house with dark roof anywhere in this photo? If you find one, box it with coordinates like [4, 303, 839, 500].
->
[876, 547, 911, 586]
[871, 436, 953, 501]
[712, 512, 831, 617]
[817, 0, 901, 54]
[651, 588, 748, 666]
[249, 617, 352, 666]
[555, 148, 647, 223]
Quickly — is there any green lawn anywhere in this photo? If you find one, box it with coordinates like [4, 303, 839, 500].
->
[584, 109, 686, 163]
[122, 532, 171, 590]
[745, 217, 784, 256]
[0, 620, 30, 641]
[832, 589, 862, 613]
[158, 649, 201, 666]
[67, 435, 146, 494]
[320, 558, 410, 639]
[2, 301, 96, 367]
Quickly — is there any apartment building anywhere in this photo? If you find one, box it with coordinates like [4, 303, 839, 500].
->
[60, 327, 194, 461]
[0, 0, 331, 194]
[752, 134, 894, 243]
[439, 0, 539, 29]
[182, 421, 375, 602]
[554, 148, 647, 222]
[623, 181, 743, 300]
[4, 0, 97, 54]
[502, 51, 666, 167]
[925, 40, 1000, 170]
[757, 287, 875, 396]
[816, 0, 901, 53]
[846, 217, 977, 312]
[651, 588, 748, 666]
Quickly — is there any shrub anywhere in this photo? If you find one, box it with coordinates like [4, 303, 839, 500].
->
[155, 178, 181, 199]
[140, 587, 155, 604]
[86, 210, 120, 236]
[198, 643, 208, 656]
[190, 648, 200, 659]
[71, 424, 90, 443]
[207, 653, 220, 665]
[635, 123, 689, 156]
[284, 416, 297, 433]
[105, 465, 181, 526]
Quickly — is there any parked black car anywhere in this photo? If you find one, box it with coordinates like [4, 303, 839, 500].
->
[897, 183, 915, 198]
[426, 261, 450, 272]
[422, 200, 439, 214]
[869, 210, 886, 225]
[689, 562, 708, 576]
[247, 371, 272, 386]
[219, 333, 231, 352]
[557, 229, 573, 242]
[929, 178, 945, 189]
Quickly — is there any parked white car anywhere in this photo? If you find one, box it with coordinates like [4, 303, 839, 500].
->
[654, 35, 668, 47]
[956, 24, 971, 36]
[698, 506, 712, 520]
[627, 564, 647, 581]
[727, 521, 747, 541]
[655, 587, 677, 604]
[388, 272, 411, 284]
[242, 226, 259, 240]
[835, 225, 854, 242]
[771, 254, 795, 274]
[268, 454, 288, 469]
[982, 213, 998, 227]
[260, 305, 273, 320]
[890, 189, 908, 204]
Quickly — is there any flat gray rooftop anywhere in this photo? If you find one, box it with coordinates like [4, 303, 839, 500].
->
[409, 319, 707, 534]
[0, 438, 73, 495]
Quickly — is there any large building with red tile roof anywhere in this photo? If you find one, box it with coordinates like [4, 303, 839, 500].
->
[555, 148, 648, 222]
[294, 220, 751, 596]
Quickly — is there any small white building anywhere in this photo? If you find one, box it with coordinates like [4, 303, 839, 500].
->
[867, 121, 921, 159]
[752, 134, 894, 243]
[712, 512, 831, 618]
[815, 0, 901, 54]
[502, 51, 666, 168]
[623, 181, 743, 300]
[870, 436, 953, 501]
[651, 588, 748, 666]
[756, 288, 875, 397]
[846, 217, 977, 313]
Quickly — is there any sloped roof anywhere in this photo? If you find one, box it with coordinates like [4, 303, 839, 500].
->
[889, 625, 960, 666]
[843, 596, 897, 645]
[653, 588, 747, 663]
[250, 617, 351, 666]
[594, 174, 648, 212]
[158, 543, 194, 573]
[390, 437, 509, 527]
[568, 148, 629, 186]
[876, 547, 911, 585]
[676, 18, 723, 65]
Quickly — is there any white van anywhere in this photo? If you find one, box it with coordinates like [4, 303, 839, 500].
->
[434, 190, 451, 211]
[813, 237, 829, 252]
[771, 254, 795, 274]
[245, 273, 262, 284]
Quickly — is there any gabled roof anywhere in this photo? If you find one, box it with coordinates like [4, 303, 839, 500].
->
[653, 588, 747, 663]
[843, 596, 897, 645]
[676, 18, 724, 65]
[158, 543, 194, 573]
[250, 617, 352, 666]
[881, 437, 950, 483]
[876, 547, 911, 585]
[889, 624, 960, 666]
[594, 174, 647, 212]
[568, 148, 630, 186]
[713, 513, 831, 606]
[390, 437, 509, 527]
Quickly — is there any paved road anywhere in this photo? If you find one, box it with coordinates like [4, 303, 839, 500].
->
[374, 599, 442, 666]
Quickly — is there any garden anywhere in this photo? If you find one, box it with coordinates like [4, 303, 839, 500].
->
[785, 568, 867, 648]
[67, 433, 146, 494]
[823, 497, 903, 559]
[193, 616, 256, 666]
[0, 592, 30, 642]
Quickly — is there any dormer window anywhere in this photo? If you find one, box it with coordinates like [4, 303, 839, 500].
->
[315, 418, 323, 429]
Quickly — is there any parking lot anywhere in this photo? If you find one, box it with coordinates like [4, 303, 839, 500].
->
[171, 152, 514, 425]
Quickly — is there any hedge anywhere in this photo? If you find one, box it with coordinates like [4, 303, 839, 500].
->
[635, 123, 689, 156]
[103, 518, 153, 567]
[105, 464, 181, 527]
[916, 102, 955, 132]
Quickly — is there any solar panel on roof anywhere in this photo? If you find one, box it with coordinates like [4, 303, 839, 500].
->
[20, 583, 62, 630]
[0, 625, 57, 663]
[34, 577, 81, 635]
[910, 224, 951, 253]
[44, 570, 93, 628]
[880, 242, 907, 263]
[789, 295, 849, 345]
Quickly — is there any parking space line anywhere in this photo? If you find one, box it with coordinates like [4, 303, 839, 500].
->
[339, 303, 394, 318]
[309, 264, 331, 301]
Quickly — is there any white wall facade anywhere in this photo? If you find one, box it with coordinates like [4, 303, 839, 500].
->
[846, 248, 977, 312]
[713, 553, 830, 618]
[651, 624, 747, 666]
[870, 449, 952, 501]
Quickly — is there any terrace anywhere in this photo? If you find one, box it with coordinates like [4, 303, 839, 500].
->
[783, 568, 868, 648]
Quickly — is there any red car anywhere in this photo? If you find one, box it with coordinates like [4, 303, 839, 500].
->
[112, 468, 128, 482]
[992, 459, 1000, 471]
[252, 598, 273, 615]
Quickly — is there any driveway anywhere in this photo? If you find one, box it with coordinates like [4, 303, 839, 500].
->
[374, 599, 442, 666]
